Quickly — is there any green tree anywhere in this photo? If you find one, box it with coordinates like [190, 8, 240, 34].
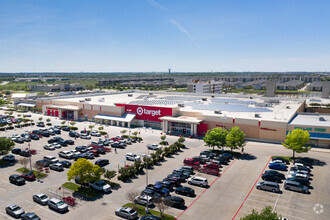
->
[46, 118, 51, 122]
[70, 121, 76, 126]
[226, 126, 246, 152]
[203, 128, 229, 151]
[98, 126, 104, 131]
[132, 131, 138, 139]
[120, 129, 127, 135]
[178, 136, 185, 144]
[104, 170, 116, 181]
[38, 117, 43, 121]
[89, 125, 94, 130]
[61, 121, 66, 125]
[282, 129, 311, 158]
[67, 158, 104, 187]
[240, 206, 281, 220]
[0, 137, 15, 156]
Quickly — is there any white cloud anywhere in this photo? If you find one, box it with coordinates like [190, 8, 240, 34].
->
[169, 19, 198, 47]
[148, 0, 168, 12]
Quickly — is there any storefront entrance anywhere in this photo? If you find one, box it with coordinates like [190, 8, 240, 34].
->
[168, 122, 191, 134]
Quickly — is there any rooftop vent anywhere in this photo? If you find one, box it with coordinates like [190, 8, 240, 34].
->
[214, 110, 222, 114]
[211, 95, 215, 98]
[149, 92, 153, 95]
[255, 113, 261, 118]
[85, 98, 91, 101]
[286, 106, 290, 109]
[178, 103, 185, 107]
[319, 117, 326, 121]
[128, 94, 133, 97]
[79, 100, 85, 103]
[202, 98, 207, 101]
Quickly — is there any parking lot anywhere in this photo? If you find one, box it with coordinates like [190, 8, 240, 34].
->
[0, 110, 329, 220]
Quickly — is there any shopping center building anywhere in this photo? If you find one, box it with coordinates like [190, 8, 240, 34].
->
[35, 91, 329, 147]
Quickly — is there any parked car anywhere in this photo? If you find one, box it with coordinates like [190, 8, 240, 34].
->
[36, 159, 50, 167]
[48, 137, 64, 144]
[37, 122, 45, 127]
[21, 212, 41, 220]
[5, 204, 25, 218]
[264, 170, 285, 180]
[50, 163, 64, 171]
[80, 133, 91, 139]
[284, 180, 309, 194]
[164, 196, 185, 208]
[95, 159, 109, 167]
[140, 215, 160, 220]
[29, 134, 40, 140]
[147, 144, 162, 150]
[33, 193, 49, 205]
[89, 180, 111, 193]
[73, 153, 87, 161]
[2, 154, 15, 162]
[48, 198, 68, 212]
[268, 162, 287, 171]
[146, 184, 170, 197]
[200, 150, 216, 159]
[188, 176, 208, 187]
[256, 181, 280, 193]
[115, 207, 138, 220]
[58, 151, 74, 159]
[126, 153, 141, 161]
[261, 173, 282, 183]
[175, 186, 195, 197]
[9, 174, 25, 185]
[287, 171, 309, 179]
[90, 131, 101, 137]
[11, 148, 22, 154]
[21, 172, 36, 181]
[69, 131, 80, 138]
[44, 144, 56, 151]
[14, 137, 25, 143]
[64, 140, 74, 145]
[163, 177, 181, 187]
[43, 155, 58, 164]
[62, 126, 70, 131]
[19, 150, 31, 157]
[287, 177, 310, 187]
[59, 160, 72, 168]
[96, 148, 106, 154]
[134, 195, 154, 207]
[290, 165, 311, 173]
[220, 152, 233, 160]
[88, 149, 100, 157]
[112, 142, 125, 148]
[155, 181, 174, 191]
[75, 146, 89, 153]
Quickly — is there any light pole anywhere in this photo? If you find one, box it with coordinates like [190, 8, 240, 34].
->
[28, 143, 32, 172]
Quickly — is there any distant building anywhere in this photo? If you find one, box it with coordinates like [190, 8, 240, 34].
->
[265, 80, 276, 97]
[321, 81, 330, 98]
[187, 80, 223, 94]
[27, 83, 85, 92]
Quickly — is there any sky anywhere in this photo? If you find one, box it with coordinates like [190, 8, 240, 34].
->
[0, 0, 330, 73]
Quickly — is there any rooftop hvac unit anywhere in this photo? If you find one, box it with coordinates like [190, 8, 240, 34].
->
[202, 98, 207, 101]
[214, 110, 222, 114]
[178, 103, 185, 107]
[255, 113, 261, 118]
[211, 95, 215, 98]
[286, 106, 290, 109]
[149, 92, 153, 95]
[319, 117, 326, 121]
[85, 98, 91, 101]
[128, 94, 133, 97]
[79, 100, 85, 103]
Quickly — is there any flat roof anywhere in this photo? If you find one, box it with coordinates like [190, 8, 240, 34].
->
[159, 116, 203, 124]
[94, 113, 136, 123]
[51, 91, 304, 122]
[289, 113, 330, 127]
[46, 104, 81, 111]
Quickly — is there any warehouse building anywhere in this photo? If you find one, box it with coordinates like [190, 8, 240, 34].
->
[35, 91, 329, 147]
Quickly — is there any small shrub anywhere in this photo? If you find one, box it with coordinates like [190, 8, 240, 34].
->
[46, 123, 52, 126]
[69, 126, 78, 130]
[99, 131, 107, 135]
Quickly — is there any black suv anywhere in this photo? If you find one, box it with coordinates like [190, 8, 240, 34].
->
[9, 174, 25, 185]
[264, 170, 285, 179]
[95, 159, 109, 167]
[175, 186, 195, 197]
[69, 131, 80, 138]
[164, 196, 185, 208]
[287, 177, 310, 187]
[261, 173, 282, 183]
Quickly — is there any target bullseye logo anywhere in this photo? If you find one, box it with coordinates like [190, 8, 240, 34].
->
[137, 107, 144, 115]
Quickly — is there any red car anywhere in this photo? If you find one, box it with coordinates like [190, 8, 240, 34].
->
[21, 172, 36, 181]
[183, 158, 200, 169]
[111, 138, 121, 141]
[11, 118, 17, 123]
[204, 162, 220, 169]
[88, 149, 100, 157]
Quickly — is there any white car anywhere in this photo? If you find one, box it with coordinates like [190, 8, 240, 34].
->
[80, 133, 91, 139]
[52, 143, 62, 149]
[147, 144, 162, 150]
[33, 193, 49, 205]
[134, 195, 154, 207]
[48, 198, 68, 212]
[289, 169, 309, 175]
[44, 144, 56, 151]
[126, 153, 141, 161]
[89, 180, 111, 193]
[5, 204, 25, 218]
[188, 176, 208, 187]
[43, 155, 59, 164]
[288, 171, 309, 179]
[70, 150, 80, 156]
[49, 163, 64, 171]
[90, 131, 101, 137]
[58, 151, 74, 159]
[141, 154, 152, 159]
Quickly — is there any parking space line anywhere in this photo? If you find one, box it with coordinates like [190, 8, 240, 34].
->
[25, 200, 61, 217]
[0, 188, 5, 191]
[232, 157, 271, 220]
[0, 211, 14, 220]
[175, 159, 237, 219]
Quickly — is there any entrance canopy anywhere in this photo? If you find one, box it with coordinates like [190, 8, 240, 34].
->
[17, 103, 35, 108]
[46, 105, 81, 111]
[159, 116, 203, 124]
[95, 113, 136, 123]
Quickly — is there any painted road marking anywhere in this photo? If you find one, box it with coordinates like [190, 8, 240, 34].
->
[232, 157, 271, 220]
[176, 159, 238, 219]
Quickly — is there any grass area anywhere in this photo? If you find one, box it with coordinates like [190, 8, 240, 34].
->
[167, 88, 187, 92]
[16, 167, 48, 178]
[123, 203, 175, 220]
[271, 155, 292, 162]
[62, 182, 102, 198]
